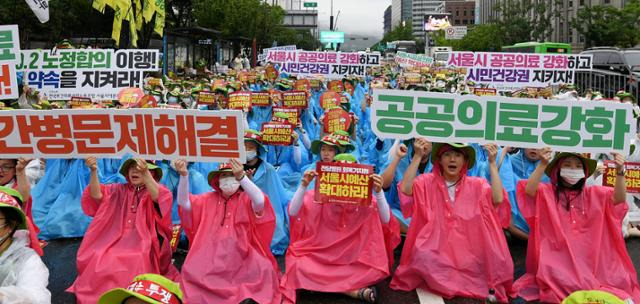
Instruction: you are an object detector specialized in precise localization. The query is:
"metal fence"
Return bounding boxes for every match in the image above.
[574,70,640,100]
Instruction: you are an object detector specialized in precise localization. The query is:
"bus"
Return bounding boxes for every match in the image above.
[502,42,572,54]
[384,40,417,59]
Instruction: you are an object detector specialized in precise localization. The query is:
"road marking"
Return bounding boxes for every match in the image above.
[417,288,445,304]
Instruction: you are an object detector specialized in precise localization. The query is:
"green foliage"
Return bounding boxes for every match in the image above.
[572,0,640,48]
[434,24,504,52]
[380,22,414,44]
[493,0,560,45]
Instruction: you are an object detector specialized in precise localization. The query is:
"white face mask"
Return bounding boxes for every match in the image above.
[219,177,240,195]
[560,168,585,185]
[246,151,258,162]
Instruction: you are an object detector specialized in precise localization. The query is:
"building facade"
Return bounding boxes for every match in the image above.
[412,0,446,38]
[384,5,393,34]
[445,0,476,26]
[392,0,414,28]
[477,0,627,51]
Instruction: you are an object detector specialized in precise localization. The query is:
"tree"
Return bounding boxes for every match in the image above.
[380,22,414,44]
[493,0,561,45]
[434,24,504,51]
[571,0,640,48]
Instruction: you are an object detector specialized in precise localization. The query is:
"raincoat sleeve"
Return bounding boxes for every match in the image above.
[80,183,116,217]
[0,254,51,304]
[599,186,629,223]
[515,179,537,222]
[397,180,415,219]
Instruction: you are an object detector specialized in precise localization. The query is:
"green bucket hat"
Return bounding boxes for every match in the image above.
[311,134,344,155]
[616,90,636,103]
[333,153,358,163]
[98,273,183,304]
[207,163,233,185]
[119,159,163,181]
[431,142,476,169]
[561,290,625,304]
[332,130,355,152]
[244,129,267,154]
[0,187,27,230]
[544,152,597,179]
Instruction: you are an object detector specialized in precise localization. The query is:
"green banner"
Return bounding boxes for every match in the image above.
[371,89,636,153]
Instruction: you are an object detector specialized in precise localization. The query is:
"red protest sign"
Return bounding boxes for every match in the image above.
[139,95,158,108]
[266,65,278,81]
[270,90,283,106]
[603,161,640,193]
[69,97,92,109]
[309,79,322,90]
[272,107,299,125]
[282,91,308,109]
[294,79,311,91]
[320,91,341,110]
[228,91,252,110]
[328,80,344,93]
[344,81,355,96]
[251,91,271,107]
[198,92,216,105]
[261,122,294,146]
[473,88,497,96]
[323,107,351,134]
[314,161,373,206]
[169,224,182,252]
[118,87,144,107]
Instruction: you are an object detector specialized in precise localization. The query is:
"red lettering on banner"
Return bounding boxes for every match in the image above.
[196,116,240,158]
[154,114,177,155]
[17,114,74,154]
[0,116,32,153]
[72,114,116,154]
[175,114,197,157]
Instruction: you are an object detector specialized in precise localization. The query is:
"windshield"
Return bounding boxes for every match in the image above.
[624,52,640,71]
[434,52,449,61]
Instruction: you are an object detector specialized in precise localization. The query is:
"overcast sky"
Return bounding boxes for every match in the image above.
[314,0,392,39]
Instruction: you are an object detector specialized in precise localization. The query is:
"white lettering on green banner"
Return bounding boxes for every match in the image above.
[371,89,636,154]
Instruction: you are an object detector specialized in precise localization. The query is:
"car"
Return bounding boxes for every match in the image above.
[578,47,640,98]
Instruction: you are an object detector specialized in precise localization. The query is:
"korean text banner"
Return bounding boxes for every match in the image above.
[266,50,381,79]
[447,52,593,91]
[0,25,20,100]
[0,109,246,162]
[314,162,373,206]
[16,49,159,100]
[602,161,640,193]
[371,90,636,154]
[395,52,434,68]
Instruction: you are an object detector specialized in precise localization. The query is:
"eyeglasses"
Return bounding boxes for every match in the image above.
[0,165,15,173]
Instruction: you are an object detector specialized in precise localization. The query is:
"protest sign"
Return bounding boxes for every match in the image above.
[603,161,640,193]
[69,97,92,108]
[323,107,352,134]
[0,25,20,100]
[447,52,593,91]
[371,89,636,154]
[473,88,497,96]
[258,45,296,63]
[251,91,271,106]
[395,52,434,68]
[197,92,216,105]
[270,90,283,106]
[117,87,144,108]
[227,91,252,110]
[329,80,344,93]
[294,79,310,91]
[320,91,340,110]
[169,225,182,252]
[265,65,278,81]
[261,122,294,146]
[267,50,381,79]
[0,109,246,162]
[344,81,355,96]
[314,162,373,206]
[309,79,322,89]
[282,91,308,109]
[17,49,159,100]
[272,107,299,125]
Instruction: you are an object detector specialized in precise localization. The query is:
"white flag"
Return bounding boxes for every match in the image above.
[25,0,49,23]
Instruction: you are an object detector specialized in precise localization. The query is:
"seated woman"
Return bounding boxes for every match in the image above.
[281,153,400,303]
[68,157,179,304]
[515,149,640,303]
[390,141,514,302]
[176,159,282,304]
[0,188,50,304]
[98,273,182,304]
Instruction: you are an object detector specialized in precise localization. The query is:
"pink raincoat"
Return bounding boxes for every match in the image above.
[179,174,282,304]
[280,190,401,303]
[390,164,515,302]
[67,183,179,304]
[514,177,640,303]
[12,182,42,256]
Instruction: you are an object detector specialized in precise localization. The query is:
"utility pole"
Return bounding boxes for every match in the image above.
[330,0,334,50]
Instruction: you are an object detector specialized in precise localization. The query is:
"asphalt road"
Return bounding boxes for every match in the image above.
[42,237,640,304]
